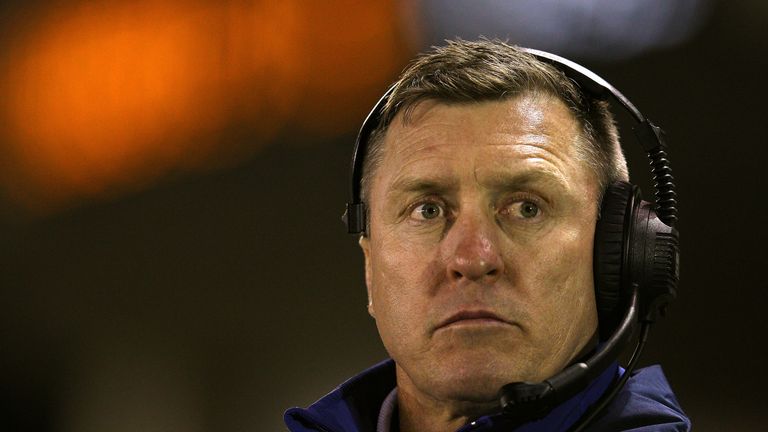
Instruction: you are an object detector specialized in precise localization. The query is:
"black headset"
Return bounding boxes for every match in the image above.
[343,47,679,431]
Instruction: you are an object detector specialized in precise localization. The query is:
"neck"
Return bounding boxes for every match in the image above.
[395,367,498,432]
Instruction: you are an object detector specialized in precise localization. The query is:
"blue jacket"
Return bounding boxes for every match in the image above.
[285,359,690,432]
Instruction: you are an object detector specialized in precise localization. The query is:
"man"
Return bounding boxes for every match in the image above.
[285,39,690,432]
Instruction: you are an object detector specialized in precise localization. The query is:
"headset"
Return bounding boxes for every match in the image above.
[343,47,679,431]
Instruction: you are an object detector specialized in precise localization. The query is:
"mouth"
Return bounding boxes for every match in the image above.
[436,310,512,330]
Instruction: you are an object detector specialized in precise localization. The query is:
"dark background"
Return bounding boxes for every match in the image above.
[1,1,766,431]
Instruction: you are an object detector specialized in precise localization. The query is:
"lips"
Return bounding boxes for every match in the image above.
[437,310,510,329]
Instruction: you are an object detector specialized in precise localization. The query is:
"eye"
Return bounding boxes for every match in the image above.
[519,201,540,218]
[501,199,542,220]
[411,202,444,220]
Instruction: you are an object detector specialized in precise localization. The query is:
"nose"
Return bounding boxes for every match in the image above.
[444,212,504,285]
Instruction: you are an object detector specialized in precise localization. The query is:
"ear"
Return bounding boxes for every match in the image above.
[359,235,375,318]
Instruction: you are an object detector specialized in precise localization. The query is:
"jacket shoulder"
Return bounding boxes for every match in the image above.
[587,365,690,431]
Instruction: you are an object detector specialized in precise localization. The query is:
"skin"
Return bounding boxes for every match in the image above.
[359,93,601,432]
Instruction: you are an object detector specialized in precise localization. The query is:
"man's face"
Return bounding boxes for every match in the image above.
[359,94,600,405]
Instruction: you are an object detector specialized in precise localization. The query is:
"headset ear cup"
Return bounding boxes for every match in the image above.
[594,181,636,340]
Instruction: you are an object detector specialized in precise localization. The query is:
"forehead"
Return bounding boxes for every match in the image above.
[372,94,592,197]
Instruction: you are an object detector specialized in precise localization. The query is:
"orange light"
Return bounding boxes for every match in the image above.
[0,0,415,213]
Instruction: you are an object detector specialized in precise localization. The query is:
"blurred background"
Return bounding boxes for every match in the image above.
[0,0,765,430]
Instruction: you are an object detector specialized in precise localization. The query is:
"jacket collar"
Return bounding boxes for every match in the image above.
[285,359,396,432]
[285,359,618,432]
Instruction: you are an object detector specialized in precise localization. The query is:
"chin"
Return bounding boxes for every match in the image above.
[440,374,506,404]
[423,350,522,404]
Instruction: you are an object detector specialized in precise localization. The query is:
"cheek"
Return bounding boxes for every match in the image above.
[368,237,443,354]
[371,234,441,300]
[549,208,595,268]
[545,226,594,285]
[521,222,596,324]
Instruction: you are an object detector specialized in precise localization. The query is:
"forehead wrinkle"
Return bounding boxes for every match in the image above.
[478,164,571,196]
[382,123,467,200]
[387,105,464,151]
[469,136,575,192]
[509,142,570,171]
[377,96,586,202]
[511,131,594,193]
[386,145,457,191]
[386,137,575,201]
[493,93,583,166]
[387,143,462,193]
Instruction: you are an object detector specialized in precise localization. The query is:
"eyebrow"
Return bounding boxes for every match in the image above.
[482,170,570,194]
[387,175,459,198]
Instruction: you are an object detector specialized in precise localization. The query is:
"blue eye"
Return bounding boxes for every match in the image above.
[413,202,443,220]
